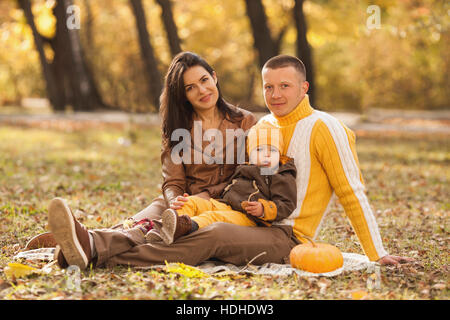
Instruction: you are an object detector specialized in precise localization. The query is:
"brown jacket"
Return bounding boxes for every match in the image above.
[219,158,297,226]
[161,106,257,205]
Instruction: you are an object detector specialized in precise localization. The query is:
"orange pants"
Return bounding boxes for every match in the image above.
[176,196,256,229]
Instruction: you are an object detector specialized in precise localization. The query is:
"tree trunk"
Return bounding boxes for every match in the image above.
[293,0,315,106]
[129,0,163,109]
[17,0,64,110]
[82,0,94,49]
[19,0,108,111]
[55,0,106,111]
[244,0,278,69]
[155,0,182,56]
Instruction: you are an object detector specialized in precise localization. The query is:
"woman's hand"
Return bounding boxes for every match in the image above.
[245,201,264,217]
[377,254,415,265]
[169,193,190,210]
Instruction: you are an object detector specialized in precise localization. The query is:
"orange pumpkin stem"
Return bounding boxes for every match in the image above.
[302,235,316,248]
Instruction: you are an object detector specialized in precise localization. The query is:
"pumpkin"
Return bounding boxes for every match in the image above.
[290,237,344,273]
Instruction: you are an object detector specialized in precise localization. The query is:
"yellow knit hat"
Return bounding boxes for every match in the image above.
[247,122,284,155]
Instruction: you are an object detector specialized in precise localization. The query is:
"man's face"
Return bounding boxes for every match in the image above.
[262,66,309,117]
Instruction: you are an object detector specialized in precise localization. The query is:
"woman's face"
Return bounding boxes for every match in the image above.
[183,65,219,112]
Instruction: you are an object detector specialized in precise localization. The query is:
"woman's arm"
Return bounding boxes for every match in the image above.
[161,139,186,205]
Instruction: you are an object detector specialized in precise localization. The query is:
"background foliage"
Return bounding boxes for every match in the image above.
[0,0,448,112]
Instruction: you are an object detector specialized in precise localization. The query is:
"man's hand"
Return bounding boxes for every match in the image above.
[244,201,264,217]
[377,254,415,265]
[169,193,190,210]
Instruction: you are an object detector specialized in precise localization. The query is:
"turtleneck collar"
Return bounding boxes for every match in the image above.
[273,94,314,126]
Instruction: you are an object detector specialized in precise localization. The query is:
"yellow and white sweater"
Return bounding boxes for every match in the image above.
[259,95,388,261]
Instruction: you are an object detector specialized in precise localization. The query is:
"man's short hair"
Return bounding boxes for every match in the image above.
[263,55,307,81]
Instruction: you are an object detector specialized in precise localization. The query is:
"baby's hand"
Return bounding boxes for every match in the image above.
[243,201,264,217]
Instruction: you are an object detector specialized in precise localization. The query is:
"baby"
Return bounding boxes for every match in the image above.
[150,122,297,245]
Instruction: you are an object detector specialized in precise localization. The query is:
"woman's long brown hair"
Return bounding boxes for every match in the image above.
[159,52,243,149]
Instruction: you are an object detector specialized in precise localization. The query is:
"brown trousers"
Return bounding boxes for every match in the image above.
[90,196,299,268]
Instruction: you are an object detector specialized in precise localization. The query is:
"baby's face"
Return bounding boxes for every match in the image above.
[249,144,280,169]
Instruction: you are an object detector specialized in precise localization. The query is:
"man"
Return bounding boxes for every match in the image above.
[47,55,412,269]
[257,55,413,265]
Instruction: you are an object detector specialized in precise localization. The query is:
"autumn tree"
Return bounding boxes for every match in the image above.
[18,0,62,110]
[244,0,287,69]
[18,0,109,111]
[293,0,315,105]
[129,0,163,109]
[155,0,182,57]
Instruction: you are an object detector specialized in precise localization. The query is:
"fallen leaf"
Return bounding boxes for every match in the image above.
[4,262,38,279]
[165,261,209,278]
[351,290,368,300]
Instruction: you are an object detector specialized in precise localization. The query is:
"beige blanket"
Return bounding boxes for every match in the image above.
[14,248,376,277]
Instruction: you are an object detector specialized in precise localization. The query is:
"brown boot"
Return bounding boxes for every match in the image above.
[54,245,69,269]
[48,198,92,269]
[145,228,163,243]
[160,209,192,245]
[25,232,57,250]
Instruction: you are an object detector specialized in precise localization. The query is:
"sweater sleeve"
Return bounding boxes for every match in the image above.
[313,118,388,261]
[161,139,186,205]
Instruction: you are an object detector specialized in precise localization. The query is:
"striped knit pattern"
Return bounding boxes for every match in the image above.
[259,95,387,261]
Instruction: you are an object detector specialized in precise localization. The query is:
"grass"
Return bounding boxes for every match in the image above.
[0,123,448,300]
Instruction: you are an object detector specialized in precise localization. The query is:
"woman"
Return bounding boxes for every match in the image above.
[30,52,271,269]
[129,51,256,224]
[40,52,299,270]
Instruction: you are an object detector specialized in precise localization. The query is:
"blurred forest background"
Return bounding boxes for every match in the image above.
[0,0,448,113]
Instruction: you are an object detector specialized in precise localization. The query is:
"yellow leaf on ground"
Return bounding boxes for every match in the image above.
[351,290,368,300]
[4,262,37,279]
[165,261,209,278]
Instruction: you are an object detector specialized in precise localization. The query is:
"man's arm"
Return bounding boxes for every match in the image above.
[313,117,389,261]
